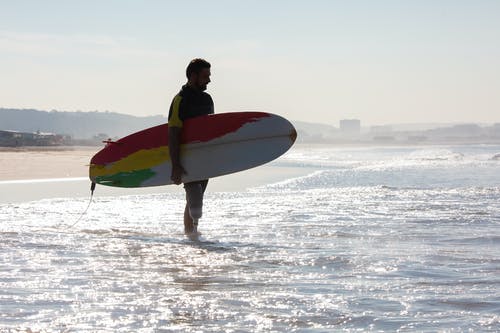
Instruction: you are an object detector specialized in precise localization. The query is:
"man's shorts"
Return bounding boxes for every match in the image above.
[184,179,209,211]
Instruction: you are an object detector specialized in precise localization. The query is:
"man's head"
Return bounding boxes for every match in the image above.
[186,58,211,91]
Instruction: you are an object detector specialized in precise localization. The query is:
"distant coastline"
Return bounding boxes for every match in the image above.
[0,145,99,152]
[0,108,165,145]
[1,107,500,147]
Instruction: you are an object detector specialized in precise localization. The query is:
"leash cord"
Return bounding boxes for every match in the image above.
[68,182,96,229]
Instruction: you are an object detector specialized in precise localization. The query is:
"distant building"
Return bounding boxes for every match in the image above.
[490,123,500,136]
[339,119,361,136]
[0,130,68,147]
[370,125,392,134]
[450,124,482,136]
[373,135,395,142]
[408,135,428,143]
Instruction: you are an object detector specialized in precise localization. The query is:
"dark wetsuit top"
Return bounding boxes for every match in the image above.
[168,84,214,188]
[168,84,214,127]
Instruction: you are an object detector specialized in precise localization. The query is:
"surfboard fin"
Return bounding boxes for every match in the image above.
[102,139,122,145]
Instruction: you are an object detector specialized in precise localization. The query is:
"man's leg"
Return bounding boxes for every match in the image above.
[184,203,194,233]
[183,180,208,234]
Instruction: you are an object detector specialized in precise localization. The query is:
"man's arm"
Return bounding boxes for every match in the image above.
[168,126,186,185]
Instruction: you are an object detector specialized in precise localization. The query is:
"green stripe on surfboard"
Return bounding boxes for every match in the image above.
[95,168,156,188]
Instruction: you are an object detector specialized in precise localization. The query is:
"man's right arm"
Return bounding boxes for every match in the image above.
[168,94,185,184]
[168,126,185,185]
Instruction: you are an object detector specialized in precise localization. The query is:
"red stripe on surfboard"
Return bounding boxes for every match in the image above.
[91,112,270,165]
[181,112,269,144]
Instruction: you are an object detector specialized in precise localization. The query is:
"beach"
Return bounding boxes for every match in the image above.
[0,146,313,203]
[0,146,95,181]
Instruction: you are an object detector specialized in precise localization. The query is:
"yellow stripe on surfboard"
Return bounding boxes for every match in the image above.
[90,146,170,178]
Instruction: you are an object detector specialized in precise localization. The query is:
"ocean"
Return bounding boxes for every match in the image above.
[1,144,499,332]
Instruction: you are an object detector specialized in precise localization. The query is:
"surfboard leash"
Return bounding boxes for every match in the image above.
[67,181,96,229]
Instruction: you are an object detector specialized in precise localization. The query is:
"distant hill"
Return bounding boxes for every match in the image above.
[2,108,499,145]
[0,108,166,139]
[0,108,337,142]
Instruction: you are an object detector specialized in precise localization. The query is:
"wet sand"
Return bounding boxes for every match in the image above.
[0,146,96,181]
[0,146,311,203]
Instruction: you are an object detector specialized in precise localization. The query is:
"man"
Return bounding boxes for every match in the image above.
[168,58,214,235]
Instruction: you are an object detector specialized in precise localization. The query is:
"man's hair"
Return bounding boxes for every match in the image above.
[186,58,211,79]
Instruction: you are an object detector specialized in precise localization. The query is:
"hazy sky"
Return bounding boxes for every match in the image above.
[1,0,499,126]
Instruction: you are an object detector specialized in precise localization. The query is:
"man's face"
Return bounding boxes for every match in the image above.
[194,68,211,91]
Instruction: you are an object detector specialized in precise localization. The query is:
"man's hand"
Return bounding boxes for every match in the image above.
[171,164,186,185]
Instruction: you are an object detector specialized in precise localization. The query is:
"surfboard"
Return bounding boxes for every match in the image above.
[89,112,297,188]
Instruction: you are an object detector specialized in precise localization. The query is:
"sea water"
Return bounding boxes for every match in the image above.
[1,144,499,332]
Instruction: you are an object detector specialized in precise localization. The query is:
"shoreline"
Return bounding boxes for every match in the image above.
[0,147,97,181]
[0,165,314,204]
[0,145,99,152]
[0,146,315,203]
